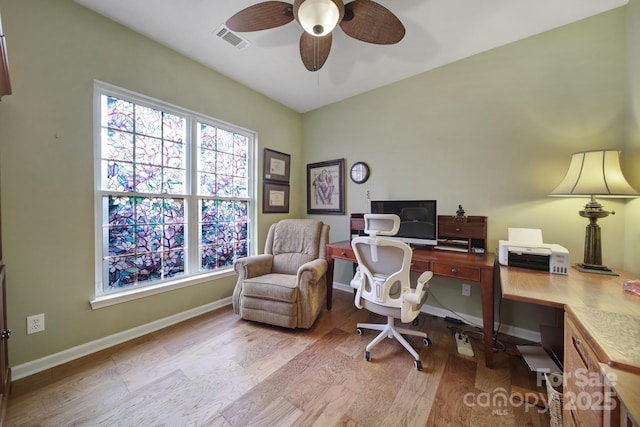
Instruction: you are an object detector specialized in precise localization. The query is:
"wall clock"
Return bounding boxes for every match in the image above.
[350,162,370,184]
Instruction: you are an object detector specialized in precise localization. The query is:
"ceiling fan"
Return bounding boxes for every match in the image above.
[225,0,405,71]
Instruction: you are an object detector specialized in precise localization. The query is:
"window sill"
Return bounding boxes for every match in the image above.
[90,268,236,309]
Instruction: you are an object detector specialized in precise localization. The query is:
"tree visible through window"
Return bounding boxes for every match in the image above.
[96,84,252,296]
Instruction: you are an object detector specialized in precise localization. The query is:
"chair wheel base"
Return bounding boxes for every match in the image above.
[423,337,432,346]
[356,328,363,335]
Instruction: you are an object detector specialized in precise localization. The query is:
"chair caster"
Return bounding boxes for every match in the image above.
[356,328,363,335]
[414,360,423,371]
[412,318,419,326]
[423,337,432,346]
[365,351,371,361]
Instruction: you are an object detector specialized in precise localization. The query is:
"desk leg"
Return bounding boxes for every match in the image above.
[481,267,494,368]
[326,254,334,310]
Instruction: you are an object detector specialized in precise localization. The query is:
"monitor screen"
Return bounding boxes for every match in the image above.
[370,200,437,246]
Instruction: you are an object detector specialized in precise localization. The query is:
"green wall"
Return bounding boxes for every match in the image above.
[301,7,633,331]
[0,0,302,367]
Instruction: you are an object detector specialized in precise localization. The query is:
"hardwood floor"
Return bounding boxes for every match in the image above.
[5,289,551,426]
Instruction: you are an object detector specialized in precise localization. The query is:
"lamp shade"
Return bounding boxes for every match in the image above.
[296,0,342,36]
[549,150,638,198]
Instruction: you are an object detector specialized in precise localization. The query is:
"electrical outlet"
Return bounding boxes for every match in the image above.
[462,283,471,297]
[27,313,45,334]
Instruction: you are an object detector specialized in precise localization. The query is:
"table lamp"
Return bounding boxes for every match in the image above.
[549,149,638,275]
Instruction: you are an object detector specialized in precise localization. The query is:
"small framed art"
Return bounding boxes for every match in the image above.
[263,148,291,183]
[306,158,345,215]
[263,182,290,213]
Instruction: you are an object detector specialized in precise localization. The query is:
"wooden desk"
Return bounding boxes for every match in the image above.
[325,240,496,367]
[500,266,640,426]
[500,266,639,316]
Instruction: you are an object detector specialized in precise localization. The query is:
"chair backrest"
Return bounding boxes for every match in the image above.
[265,219,329,275]
[351,214,413,310]
[364,213,400,238]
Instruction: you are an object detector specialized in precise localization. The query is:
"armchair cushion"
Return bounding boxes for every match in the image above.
[269,219,323,275]
[242,273,298,303]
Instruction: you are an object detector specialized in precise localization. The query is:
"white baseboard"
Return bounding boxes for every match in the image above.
[13,284,542,381]
[332,283,541,343]
[11,297,232,381]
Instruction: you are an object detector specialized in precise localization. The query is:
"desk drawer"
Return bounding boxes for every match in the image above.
[432,262,481,282]
[409,259,430,273]
[439,222,485,239]
[329,246,356,261]
[564,317,604,427]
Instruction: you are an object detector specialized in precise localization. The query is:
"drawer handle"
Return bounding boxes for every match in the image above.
[575,338,581,346]
[341,251,347,256]
[451,268,458,274]
[455,228,461,232]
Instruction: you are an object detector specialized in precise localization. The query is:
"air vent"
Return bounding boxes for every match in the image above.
[215,25,250,50]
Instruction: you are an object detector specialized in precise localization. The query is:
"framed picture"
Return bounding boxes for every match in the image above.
[263,148,291,183]
[263,182,290,213]
[307,158,345,215]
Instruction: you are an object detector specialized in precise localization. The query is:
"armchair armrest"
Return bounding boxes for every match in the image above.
[234,254,274,279]
[297,258,328,285]
[404,271,433,305]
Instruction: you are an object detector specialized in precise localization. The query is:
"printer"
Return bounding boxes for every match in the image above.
[498,228,569,275]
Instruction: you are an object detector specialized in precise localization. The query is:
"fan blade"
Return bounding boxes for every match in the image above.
[340,0,405,44]
[226,1,294,32]
[300,32,332,72]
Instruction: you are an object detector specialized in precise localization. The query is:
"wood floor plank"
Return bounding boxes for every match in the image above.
[427,353,477,426]
[290,383,359,426]
[5,289,550,426]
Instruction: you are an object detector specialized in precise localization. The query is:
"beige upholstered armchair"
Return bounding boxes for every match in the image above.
[232,219,330,329]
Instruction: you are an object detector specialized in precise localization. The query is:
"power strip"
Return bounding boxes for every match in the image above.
[455,332,474,357]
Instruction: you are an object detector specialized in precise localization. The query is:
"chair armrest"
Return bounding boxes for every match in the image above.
[234,254,273,279]
[404,271,433,305]
[297,258,328,285]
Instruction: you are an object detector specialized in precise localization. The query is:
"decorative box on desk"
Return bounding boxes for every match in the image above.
[436,215,487,254]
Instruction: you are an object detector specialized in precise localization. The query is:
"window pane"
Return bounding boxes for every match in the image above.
[100,94,187,195]
[102,129,133,162]
[199,199,249,271]
[135,104,162,138]
[102,96,134,132]
[164,141,185,168]
[163,112,186,142]
[103,195,186,292]
[135,135,163,166]
[135,164,163,193]
[197,122,249,198]
[102,160,134,192]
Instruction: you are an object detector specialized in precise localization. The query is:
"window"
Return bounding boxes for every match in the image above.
[94,82,254,299]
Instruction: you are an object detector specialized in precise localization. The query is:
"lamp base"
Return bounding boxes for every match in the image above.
[573,263,619,276]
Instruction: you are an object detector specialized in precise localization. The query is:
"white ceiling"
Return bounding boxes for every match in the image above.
[74,0,627,113]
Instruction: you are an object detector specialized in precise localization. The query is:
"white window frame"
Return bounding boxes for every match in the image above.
[90,81,257,309]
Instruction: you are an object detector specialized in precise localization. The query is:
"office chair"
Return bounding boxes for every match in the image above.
[350,214,433,370]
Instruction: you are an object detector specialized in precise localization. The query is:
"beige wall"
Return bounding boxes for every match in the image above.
[301,7,631,330]
[0,0,302,366]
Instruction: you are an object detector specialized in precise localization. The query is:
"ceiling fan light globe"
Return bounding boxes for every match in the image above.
[298,0,340,37]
